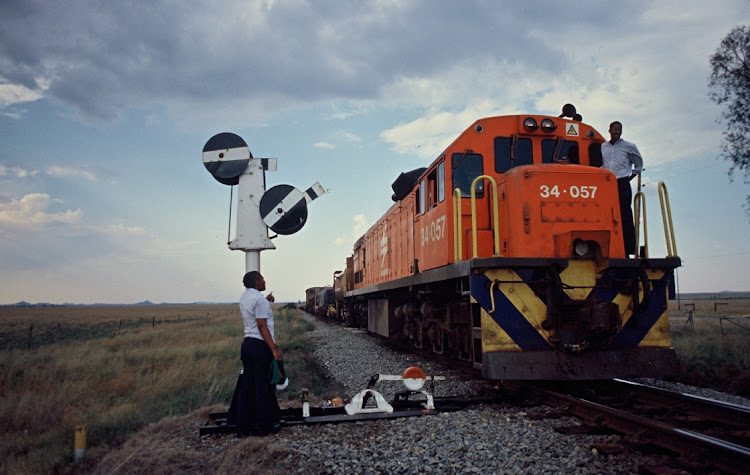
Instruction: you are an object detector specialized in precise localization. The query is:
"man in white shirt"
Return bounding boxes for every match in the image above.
[236,271,282,437]
[601,121,643,257]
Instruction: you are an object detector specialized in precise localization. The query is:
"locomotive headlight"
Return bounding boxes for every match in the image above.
[523,117,539,131]
[540,118,557,132]
[573,239,589,257]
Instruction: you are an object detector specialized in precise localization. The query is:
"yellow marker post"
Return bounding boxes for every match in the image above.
[74,424,87,462]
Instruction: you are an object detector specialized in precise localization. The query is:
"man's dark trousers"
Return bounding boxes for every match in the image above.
[237,337,280,436]
[617,177,636,256]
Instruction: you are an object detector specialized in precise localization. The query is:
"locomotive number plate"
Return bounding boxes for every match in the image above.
[420,215,446,247]
[539,185,598,199]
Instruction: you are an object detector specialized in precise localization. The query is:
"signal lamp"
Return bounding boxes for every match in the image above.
[573,239,590,257]
[523,117,539,131]
[541,118,557,132]
[402,366,426,390]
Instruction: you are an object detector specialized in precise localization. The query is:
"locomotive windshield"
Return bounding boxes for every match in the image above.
[494,136,533,173]
[451,152,484,197]
[542,139,579,164]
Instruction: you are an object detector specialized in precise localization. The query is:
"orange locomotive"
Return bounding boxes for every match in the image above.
[330,107,681,380]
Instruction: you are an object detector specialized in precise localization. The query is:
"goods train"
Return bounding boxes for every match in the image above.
[303,286,335,316]
[309,106,681,380]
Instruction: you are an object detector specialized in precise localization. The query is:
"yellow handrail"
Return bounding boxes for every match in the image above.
[470,175,501,258]
[489,280,498,313]
[633,191,649,258]
[633,182,679,258]
[453,188,463,263]
[658,181,678,257]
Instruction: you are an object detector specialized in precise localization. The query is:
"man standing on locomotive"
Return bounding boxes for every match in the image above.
[601,121,643,257]
[236,270,282,437]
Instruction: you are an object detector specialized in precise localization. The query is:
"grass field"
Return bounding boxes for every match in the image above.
[667,298,750,395]
[1,299,748,473]
[0,303,328,474]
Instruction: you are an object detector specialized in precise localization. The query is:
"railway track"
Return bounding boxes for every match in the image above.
[317,315,750,472]
[527,379,750,474]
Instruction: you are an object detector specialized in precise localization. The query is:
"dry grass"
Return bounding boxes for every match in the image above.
[0,304,319,474]
[668,298,750,396]
[77,406,294,475]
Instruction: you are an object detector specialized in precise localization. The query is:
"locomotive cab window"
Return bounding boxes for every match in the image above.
[452,152,484,198]
[427,172,437,210]
[542,139,579,164]
[437,161,445,203]
[422,161,445,211]
[494,136,533,173]
[419,179,426,214]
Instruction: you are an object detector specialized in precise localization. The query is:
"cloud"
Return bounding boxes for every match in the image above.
[381,107,486,160]
[0,0,615,127]
[47,165,98,182]
[0,82,44,108]
[314,130,361,150]
[0,193,82,228]
[0,164,40,178]
[338,131,361,143]
[0,193,200,276]
[334,213,370,246]
[101,223,147,236]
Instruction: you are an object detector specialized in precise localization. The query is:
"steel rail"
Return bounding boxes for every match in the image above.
[611,378,750,431]
[541,389,750,474]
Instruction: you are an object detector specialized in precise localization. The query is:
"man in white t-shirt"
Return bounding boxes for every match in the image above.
[236,271,282,437]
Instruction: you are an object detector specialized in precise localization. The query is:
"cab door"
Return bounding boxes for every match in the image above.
[414,161,448,271]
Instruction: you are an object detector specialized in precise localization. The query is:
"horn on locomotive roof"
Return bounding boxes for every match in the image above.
[559,103,577,118]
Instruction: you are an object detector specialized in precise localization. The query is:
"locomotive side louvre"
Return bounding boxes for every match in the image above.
[334,111,681,380]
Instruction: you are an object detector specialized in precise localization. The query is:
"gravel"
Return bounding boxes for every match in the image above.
[267,315,704,474]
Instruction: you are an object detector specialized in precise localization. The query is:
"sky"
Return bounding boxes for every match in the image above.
[1,0,749,305]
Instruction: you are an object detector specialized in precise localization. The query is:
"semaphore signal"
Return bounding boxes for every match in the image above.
[203,132,326,273]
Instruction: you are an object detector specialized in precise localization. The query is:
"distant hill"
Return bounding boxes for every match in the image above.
[0,301,236,308]
[6,301,63,308]
[3,291,748,308]
[676,291,750,300]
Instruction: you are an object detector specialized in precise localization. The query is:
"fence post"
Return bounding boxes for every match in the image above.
[685,310,694,330]
[74,424,87,462]
[27,324,33,350]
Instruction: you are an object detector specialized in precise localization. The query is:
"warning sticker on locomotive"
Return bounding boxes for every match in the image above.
[566,123,579,136]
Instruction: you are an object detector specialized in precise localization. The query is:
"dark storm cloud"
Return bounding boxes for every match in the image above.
[0,0,631,122]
